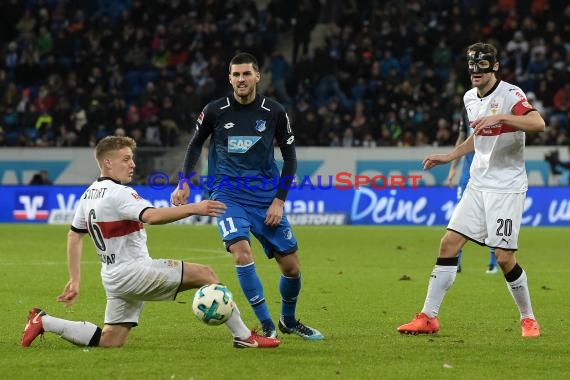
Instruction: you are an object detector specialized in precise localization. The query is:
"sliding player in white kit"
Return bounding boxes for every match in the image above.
[397,42,545,338]
[21,136,280,349]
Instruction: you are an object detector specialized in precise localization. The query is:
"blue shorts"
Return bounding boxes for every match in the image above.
[216,202,298,258]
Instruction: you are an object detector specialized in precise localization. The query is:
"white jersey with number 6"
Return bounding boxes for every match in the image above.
[464,80,535,193]
[71,177,154,293]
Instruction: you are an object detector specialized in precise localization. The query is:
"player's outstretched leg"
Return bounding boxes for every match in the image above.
[21,308,102,347]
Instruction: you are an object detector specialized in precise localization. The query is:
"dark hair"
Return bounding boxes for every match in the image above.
[229,52,259,73]
[466,42,498,58]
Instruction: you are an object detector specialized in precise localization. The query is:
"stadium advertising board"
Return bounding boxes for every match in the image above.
[2,185,569,226]
[1,147,566,186]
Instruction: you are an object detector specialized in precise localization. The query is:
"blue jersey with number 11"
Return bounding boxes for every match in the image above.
[183,94,296,207]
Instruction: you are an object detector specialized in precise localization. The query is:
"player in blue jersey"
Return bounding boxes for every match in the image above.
[171,52,324,340]
[447,109,498,274]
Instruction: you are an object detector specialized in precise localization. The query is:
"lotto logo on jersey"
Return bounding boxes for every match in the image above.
[228,136,261,153]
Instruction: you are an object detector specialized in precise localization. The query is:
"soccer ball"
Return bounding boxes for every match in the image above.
[192,284,235,325]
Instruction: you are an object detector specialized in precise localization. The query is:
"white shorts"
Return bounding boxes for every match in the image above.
[447,186,524,250]
[104,259,183,325]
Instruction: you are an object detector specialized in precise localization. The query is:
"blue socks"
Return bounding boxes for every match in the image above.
[236,263,273,328]
[235,264,303,329]
[280,273,301,327]
[489,248,497,267]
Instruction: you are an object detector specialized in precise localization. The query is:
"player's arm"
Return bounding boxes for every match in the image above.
[447,128,465,187]
[266,109,297,226]
[471,97,546,134]
[423,134,474,170]
[171,107,215,205]
[140,200,227,225]
[447,108,470,186]
[57,229,86,307]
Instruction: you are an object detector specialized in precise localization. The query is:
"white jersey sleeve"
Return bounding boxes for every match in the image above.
[115,186,154,221]
[71,192,88,232]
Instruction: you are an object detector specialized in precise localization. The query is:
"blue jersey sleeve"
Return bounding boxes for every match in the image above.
[275,109,297,201]
[182,105,215,177]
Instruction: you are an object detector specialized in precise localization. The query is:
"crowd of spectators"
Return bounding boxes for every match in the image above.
[282,0,570,147]
[1,0,569,149]
[0,0,287,147]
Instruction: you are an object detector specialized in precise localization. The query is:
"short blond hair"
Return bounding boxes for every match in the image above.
[95,136,137,164]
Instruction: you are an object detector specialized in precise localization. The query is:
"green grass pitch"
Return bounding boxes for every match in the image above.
[1,224,569,379]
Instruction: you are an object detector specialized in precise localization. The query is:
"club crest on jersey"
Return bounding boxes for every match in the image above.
[228,136,261,153]
[131,192,142,200]
[255,119,267,132]
[164,259,180,268]
[490,100,499,115]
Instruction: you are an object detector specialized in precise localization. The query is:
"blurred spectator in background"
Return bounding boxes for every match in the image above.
[291,0,320,65]
[29,169,52,185]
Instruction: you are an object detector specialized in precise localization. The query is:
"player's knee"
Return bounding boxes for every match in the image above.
[439,236,457,257]
[98,332,127,348]
[439,231,464,257]
[276,252,300,276]
[494,251,514,267]
[232,250,254,265]
[228,241,253,264]
[201,265,219,284]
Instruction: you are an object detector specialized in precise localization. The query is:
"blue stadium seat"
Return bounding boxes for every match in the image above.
[124,71,143,87]
[25,128,39,140]
[141,70,160,85]
[5,131,20,146]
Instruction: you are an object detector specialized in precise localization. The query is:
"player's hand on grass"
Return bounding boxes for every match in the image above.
[265,198,284,226]
[57,280,79,307]
[423,154,451,170]
[192,200,227,217]
[171,181,190,205]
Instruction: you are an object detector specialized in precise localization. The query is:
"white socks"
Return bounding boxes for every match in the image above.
[42,315,100,346]
[506,269,535,319]
[421,265,458,318]
[224,304,251,339]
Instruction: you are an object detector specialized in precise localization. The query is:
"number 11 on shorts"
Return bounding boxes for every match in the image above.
[219,217,238,238]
